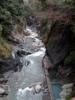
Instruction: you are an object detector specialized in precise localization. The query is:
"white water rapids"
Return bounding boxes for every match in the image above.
[5,27,49,100]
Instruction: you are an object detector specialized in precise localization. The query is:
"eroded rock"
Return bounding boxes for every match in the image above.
[0,88,5,94]
[46,21,72,65]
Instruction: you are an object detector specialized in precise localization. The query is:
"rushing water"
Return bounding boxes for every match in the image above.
[4,26,63,100]
[5,27,49,100]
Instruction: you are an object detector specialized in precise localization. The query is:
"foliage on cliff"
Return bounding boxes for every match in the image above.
[66,85,75,100]
[64,51,75,65]
[0,0,32,59]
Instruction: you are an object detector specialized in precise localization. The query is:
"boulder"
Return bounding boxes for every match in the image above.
[16,50,31,57]
[0,87,5,95]
[43,56,54,69]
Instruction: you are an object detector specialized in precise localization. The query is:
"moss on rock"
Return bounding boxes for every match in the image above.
[0,39,11,59]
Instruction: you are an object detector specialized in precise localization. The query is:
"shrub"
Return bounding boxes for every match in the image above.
[64,51,75,65]
[0,39,11,59]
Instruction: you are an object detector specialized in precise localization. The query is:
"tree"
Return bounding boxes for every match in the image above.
[38,0,48,10]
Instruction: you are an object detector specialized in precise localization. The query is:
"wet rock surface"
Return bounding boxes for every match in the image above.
[16,50,31,57]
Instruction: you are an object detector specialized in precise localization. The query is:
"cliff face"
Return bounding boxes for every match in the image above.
[46,21,72,65]
[35,5,73,66]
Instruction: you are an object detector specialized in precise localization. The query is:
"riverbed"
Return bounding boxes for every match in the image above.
[4,27,50,100]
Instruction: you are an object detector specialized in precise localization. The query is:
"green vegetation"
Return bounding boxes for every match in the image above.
[64,51,75,65]
[34,0,48,11]
[66,88,75,100]
[0,0,33,59]
[0,0,22,58]
[38,0,48,10]
[66,95,72,100]
[0,40,11,59]
[0,24,11,59]
[44,0,75,6]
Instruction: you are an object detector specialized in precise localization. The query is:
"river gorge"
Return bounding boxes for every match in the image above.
[0,1,75,100]
[3,26,50,100]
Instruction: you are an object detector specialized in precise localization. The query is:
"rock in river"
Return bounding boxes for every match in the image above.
[0,87,5,95]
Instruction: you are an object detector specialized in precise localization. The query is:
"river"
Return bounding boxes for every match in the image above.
[5,26,50,100]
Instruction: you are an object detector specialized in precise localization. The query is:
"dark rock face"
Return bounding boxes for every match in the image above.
[0,58,21,74]
[46,21,72,65]
[17,50,31,57]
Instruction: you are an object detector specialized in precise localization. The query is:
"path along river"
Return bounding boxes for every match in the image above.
[5,26,50,100]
